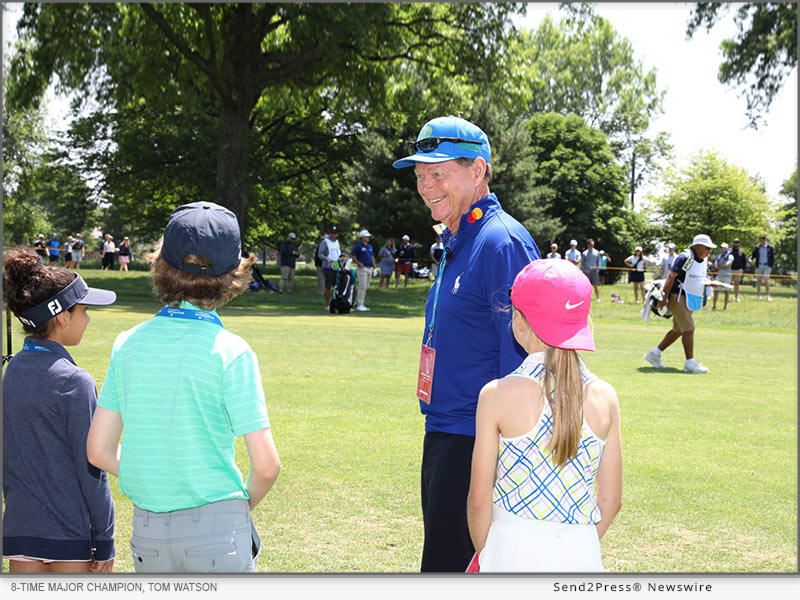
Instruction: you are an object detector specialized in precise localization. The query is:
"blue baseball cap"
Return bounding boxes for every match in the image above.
[161,202,242,276]
[392,115,491,168]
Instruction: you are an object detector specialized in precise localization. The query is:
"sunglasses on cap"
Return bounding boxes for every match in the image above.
[409,137,483,154]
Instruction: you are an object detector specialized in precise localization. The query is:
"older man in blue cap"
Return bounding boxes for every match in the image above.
[393,115,541,572]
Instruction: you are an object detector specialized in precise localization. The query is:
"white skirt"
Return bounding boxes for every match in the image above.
[479,505,603,572]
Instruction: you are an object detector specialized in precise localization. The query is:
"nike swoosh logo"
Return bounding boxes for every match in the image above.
[565,300,585,310]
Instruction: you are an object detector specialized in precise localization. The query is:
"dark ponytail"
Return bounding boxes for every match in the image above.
[3,249,76,337]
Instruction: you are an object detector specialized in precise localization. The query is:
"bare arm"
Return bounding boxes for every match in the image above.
[594,392,622,540]
[467,382,501,554]
[658,270,678,308]
[86,406,123,477]
[244,428,281,510]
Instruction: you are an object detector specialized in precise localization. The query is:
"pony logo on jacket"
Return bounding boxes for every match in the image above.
[452,273,462,295]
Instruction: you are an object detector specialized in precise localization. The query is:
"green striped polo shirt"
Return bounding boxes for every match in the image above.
[98,301,270,513]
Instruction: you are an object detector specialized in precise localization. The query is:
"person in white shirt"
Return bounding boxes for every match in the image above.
[317,226,342,311]
[624,246,652,304]
[658,243,677,279]
[546,243,561,259]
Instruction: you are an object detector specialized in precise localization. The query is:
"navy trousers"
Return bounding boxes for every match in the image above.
[420,431,476,572]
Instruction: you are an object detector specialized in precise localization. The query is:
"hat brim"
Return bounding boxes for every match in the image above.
[534,319,596,352]
[393,153,458,168]
[80,287,117,306]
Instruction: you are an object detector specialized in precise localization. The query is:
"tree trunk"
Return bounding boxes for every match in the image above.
[215,101,251,236]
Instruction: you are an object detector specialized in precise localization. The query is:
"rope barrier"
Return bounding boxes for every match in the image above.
[582,265,796,280]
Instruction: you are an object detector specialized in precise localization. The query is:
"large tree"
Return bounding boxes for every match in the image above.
[7,2,522,242]
[773,168,797,273]
[524,111,639,283]
[508,5,673,208]
[687,3,797,128]
[648,150,772,250]
[2,47,52,246]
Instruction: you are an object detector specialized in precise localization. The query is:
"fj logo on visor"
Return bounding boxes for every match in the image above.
[47,299,63,316]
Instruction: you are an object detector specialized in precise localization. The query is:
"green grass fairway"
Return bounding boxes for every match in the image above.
[3,267,796,572]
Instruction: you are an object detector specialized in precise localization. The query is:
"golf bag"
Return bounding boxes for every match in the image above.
[252,265,277,292]
[330,268,356,314]
[410,265,431,279]
[642,279,672,322]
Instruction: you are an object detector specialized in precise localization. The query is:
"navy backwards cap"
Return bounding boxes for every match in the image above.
[392,115,491,169]
[161,202,242,276]
[18,273,116,328]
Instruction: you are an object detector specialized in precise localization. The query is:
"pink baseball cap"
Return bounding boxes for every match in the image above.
[510,259,595,351]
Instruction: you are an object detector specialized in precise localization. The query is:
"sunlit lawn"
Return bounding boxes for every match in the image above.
[2,267,796,572]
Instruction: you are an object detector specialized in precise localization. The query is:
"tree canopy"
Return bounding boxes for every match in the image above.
[648,150,772,251]
[507,5,672,208]
[687,3,797,128]
[4,3,693,265]
[8,2,522,245]
[773,168,797,272]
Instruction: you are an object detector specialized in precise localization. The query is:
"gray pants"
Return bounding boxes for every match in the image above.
[131,499,261,573]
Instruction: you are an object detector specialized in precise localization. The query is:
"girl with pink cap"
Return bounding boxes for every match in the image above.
[467,259,622,572]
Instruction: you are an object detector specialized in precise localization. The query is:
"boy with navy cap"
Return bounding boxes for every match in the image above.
[87,202,280,572]
[394,116,541,571]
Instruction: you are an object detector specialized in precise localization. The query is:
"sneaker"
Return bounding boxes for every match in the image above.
[757,295,762,300]
[711,306,716,311]
[324,305,330,311]
[356,305,370,311]
[684,359,708,374]
[644,349,666,369]
[767,296,773,301]
[735,297,741,302]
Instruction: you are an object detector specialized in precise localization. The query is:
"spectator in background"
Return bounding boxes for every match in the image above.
[101,234,116,271]
[749,235,774,301]
[430,236,444,278]
[598,250,610,285]
[378,239,396,289]
[624,246,651,304]
[47,233,60,264]
[313,238,325,296]
[658,243,677,279]
[580,238,601,302]
[729,238,747,302]
[565,240,580,266]
[350,229,376,311]
[72,233,85,269]
[317,226,342,311]
[546,243,561,259]
[395,235,415,289]
[712,242,733,311]
[279,232,300,294]
[64,236,74,269]
[34,234,47,265]
[117,237,133,272]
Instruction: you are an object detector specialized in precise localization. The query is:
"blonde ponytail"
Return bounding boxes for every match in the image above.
[543,346,583,469]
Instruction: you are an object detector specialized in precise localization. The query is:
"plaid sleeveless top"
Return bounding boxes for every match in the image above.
[492,352,606,524]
